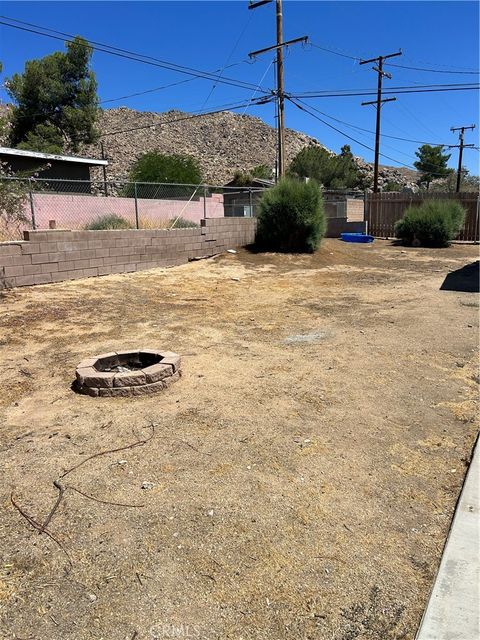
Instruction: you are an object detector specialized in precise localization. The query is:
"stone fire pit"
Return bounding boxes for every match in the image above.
[75,349,181,397]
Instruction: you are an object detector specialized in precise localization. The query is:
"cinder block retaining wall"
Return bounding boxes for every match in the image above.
[0,218,256,288]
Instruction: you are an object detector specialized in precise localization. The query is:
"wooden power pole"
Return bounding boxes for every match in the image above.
[248,0,307,179]
[450,124,476,192]
[360,50,402,193]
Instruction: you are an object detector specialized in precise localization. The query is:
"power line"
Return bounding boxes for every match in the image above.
[287,96,455,177]
[296,99,458,147]
[0,16,273,95]
[384,62,479,75]
[309,41,479,75]
[197,11,254,111]
[101,60,247,105]
[309,42,360,61]
[291,82,480,98]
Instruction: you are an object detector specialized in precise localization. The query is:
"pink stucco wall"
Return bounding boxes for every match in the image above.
[26,192,225,229]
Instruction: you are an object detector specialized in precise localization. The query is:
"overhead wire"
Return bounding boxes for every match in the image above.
[100,97,274,138]
[294,99,458,146]
[0,16,273,95]
[384,62,479,75]
[290,83,480,98]
[169,58,275,228]
[286,96,457,176]
[309,41,479,74]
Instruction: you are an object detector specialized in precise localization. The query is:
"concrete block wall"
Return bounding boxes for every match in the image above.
[0,218,257,288]
[345,198,365,222]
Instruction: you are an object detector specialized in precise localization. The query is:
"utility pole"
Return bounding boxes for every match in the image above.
[360,50,402,193]
[450,124,475,192]
[248,0,307,179]
[276,0,285,179]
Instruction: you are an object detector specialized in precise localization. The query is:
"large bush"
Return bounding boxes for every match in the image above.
[255,178,326,253]
[394,200,466,247]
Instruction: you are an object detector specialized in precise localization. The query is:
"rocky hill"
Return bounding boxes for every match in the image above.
[2,103,419,188]
[81,107,323,185]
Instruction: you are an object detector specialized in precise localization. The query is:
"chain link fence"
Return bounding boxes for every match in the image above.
[0,177,267,241]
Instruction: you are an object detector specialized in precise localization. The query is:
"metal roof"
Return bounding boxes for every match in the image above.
[0,146,108,166]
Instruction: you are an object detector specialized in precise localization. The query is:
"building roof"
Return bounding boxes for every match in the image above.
[224,177,274,188]
[0,146,108,166]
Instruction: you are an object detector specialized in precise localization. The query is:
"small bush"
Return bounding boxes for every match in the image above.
[85,214,133,230]
[255,178,326,253]
[394,200,466,247]
[169,217,199,229]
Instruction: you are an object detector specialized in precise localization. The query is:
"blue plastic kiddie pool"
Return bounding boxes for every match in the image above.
[340,233,374,243]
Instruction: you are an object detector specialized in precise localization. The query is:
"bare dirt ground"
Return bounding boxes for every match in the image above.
[0,239,478,640]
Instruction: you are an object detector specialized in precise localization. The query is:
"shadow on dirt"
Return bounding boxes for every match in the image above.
[440,261,479,293]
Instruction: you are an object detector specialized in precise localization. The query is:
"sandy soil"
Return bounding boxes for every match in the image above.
[0,239,478,640]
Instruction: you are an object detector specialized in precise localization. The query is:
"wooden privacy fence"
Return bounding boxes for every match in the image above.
[366,192,479,242]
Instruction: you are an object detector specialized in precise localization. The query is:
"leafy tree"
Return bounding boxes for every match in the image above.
[414,144,452,190]
[230,164,273,186]
[126,152,203,198]
[128,152,202,184]
[288,144,362,189]
[6,36,99,153]
[255,177,326,253]
[384,181,402,192]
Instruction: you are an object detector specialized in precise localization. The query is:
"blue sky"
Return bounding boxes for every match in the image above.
[1,1,479,173]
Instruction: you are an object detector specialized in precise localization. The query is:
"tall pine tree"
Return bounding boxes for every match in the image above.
[414,144,452,190]
[6,36,99,153]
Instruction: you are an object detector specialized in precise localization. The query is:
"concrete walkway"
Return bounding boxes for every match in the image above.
[416,436,479,640]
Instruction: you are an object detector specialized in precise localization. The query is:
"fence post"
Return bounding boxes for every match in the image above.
[28,179,36,230]
[476,195,480,243]
[363,190,368,234]
[249,188,253,217]
[100,142,108,196]
[134,182,139,229]
[203,185,207,219]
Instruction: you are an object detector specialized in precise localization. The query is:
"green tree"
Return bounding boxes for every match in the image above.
[288,144,362,189]
[414,144,452,190]
[128,152,202,184]
[384,181,402,192]
[126,151,203,199]
[230,164,273,186]
[430,167,480,193]
[6,36,99,153]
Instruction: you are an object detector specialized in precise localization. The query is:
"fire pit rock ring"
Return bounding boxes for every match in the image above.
[74,349,181,397]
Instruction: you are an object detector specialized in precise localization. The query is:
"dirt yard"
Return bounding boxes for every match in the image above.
[0,239,478,640]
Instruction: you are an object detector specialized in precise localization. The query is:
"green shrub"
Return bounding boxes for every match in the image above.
[394,200,466,247]
[169,217,199,228]
[85,214,133,230]
[255,178,326,253]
